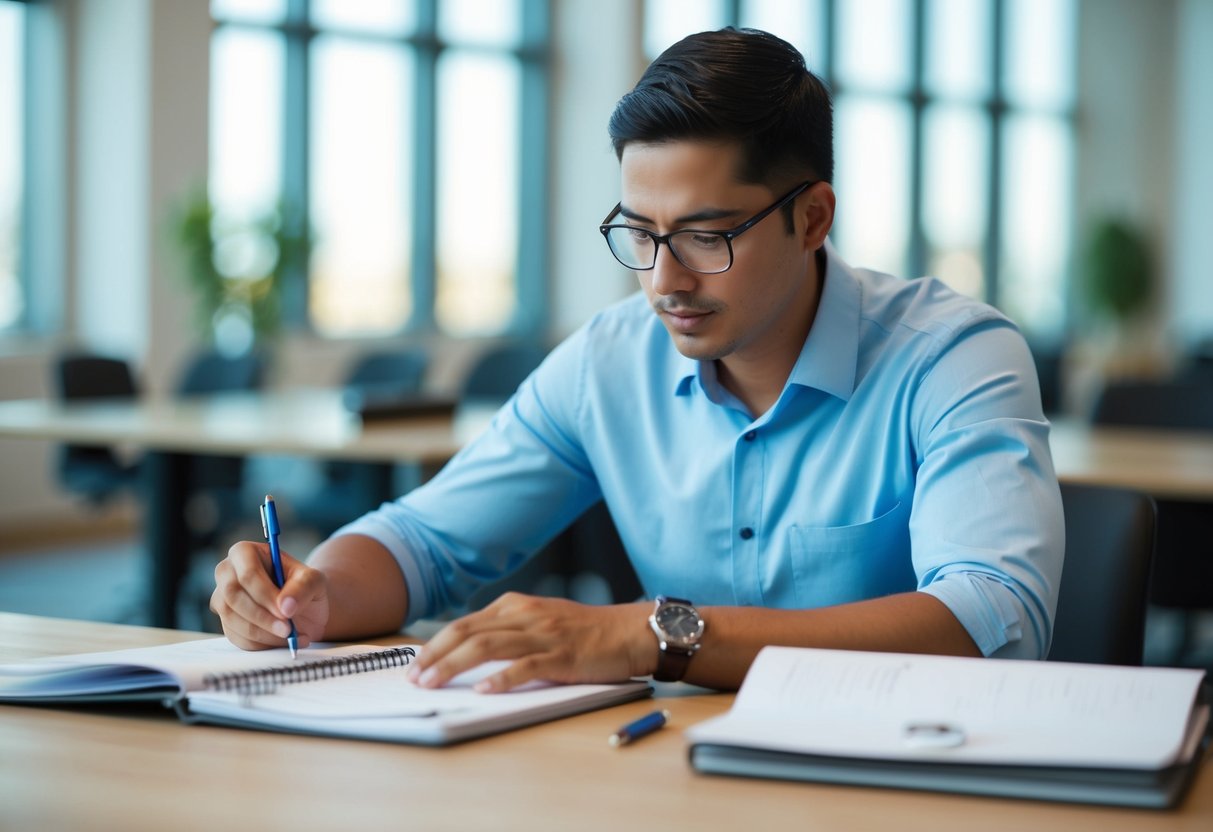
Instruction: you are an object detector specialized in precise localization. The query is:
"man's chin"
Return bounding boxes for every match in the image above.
[665,328,728,362]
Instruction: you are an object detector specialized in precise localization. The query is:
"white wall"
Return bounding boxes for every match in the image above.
[1170,0,1213,344]
[549,0,645,336]
[1074,0,1176,344]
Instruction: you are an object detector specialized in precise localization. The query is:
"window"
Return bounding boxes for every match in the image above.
[0,0,24,333]
[643,0,1077,341]
[209,0,549,339]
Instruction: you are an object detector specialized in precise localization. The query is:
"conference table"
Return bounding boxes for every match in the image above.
[0,389,489,627]
[1,613,1209,831]
[3,389,1213,627]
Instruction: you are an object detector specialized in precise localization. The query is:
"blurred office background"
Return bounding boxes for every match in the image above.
[0,0,1211,651]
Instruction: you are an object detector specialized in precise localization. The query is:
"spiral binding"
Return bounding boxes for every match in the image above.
[202,645,417,697]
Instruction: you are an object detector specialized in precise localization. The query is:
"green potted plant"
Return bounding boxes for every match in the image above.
[1081,218,1154,325]
[170,190,309,356]
[1066,217,1159,412]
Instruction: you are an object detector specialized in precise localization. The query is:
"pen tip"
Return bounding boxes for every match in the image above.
[288,638,298,660]
[264,493,275,503]
[608,734,622,747]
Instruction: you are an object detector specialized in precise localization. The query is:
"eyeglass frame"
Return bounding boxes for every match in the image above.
[598,180,816,274]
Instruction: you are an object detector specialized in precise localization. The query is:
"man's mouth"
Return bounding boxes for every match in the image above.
[661,307,713,333]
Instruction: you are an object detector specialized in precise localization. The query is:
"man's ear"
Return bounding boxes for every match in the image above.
[800,181,835,251]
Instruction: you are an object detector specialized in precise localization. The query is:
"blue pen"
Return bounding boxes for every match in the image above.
[260,494,298,659]
[608,709,670,747]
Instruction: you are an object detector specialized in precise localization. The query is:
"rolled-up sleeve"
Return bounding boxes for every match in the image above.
[334,333,602,623]
[910,319,1064,659]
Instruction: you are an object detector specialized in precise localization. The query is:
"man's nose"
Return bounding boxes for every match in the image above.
[649,242,699,296]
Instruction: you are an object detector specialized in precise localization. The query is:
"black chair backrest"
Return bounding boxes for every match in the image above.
[176,350,265,396]
[1048,482,1155,665]
[56,354,137,401]
[344,348,428,398]
[461,343,549,402]
[52,353,140,504]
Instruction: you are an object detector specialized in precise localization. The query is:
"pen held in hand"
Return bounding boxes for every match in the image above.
[609,708,670,747]
[260,494,299,659]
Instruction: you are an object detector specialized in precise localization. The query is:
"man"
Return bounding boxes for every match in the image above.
[211,28,1063,693]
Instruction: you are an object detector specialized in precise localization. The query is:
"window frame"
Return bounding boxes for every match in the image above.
[211,0,551,339]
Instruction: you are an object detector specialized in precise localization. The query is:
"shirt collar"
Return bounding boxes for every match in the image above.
[788,239,860,402]
[670,239,861,403]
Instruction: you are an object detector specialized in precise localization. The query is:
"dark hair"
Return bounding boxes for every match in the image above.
[608,28,833,191]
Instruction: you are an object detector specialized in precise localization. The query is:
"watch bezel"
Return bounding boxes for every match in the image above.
[649,597,705,653]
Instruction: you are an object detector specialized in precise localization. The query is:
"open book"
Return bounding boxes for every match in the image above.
[687,646,1210,809]
[0,637,651,745]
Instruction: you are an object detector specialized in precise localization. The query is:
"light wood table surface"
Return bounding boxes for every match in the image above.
[1050,418,1213,501]
[1,613,1210,832]
[0,390,489,627]
[0,388,483,463]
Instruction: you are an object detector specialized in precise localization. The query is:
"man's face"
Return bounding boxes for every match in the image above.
[618,141,824,367]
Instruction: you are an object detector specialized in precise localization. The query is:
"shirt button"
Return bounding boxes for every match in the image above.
[739,527,755,540]
[743,430,757,441]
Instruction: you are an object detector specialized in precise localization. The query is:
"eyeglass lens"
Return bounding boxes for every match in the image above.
[604,228,731,273]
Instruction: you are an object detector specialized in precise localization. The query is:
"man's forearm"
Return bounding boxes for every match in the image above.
[307,533,410,640]
[684,592,981,690]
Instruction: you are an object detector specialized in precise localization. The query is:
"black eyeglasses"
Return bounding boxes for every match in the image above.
[598,181,814,274]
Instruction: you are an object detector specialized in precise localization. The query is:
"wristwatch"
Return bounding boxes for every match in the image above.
[648,595,705,682]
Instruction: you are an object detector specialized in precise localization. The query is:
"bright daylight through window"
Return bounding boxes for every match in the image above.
[209,0,538,339]
[644,0,1076,343]
[0,0,23,332]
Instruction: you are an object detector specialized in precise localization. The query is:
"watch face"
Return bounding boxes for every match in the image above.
[655,603,703,644]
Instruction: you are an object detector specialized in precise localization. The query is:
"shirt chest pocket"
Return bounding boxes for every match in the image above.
[787,501,916,608]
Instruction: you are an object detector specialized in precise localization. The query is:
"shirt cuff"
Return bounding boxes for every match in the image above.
[919,573,1042,659]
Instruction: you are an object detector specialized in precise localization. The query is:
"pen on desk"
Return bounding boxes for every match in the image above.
[260,494,298,659]
[609,709,670,747]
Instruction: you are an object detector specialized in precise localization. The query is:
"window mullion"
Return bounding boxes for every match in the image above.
[280,0,311,328]
[985,0,1006,310]
[409,0,439,332]
[512,0,550,335]
[908,0,927,280]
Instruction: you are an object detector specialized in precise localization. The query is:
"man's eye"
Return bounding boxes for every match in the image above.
[626,228,652,242]
[687,234,725,249]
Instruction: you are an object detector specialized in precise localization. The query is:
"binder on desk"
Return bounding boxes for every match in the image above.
[341,388,458,423]
[686,646,1209,809]
[0,638,652,746]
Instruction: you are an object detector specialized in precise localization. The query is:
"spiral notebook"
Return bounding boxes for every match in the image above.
[0,637,652,745]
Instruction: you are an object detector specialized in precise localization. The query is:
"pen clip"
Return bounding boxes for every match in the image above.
[259,502,269,540]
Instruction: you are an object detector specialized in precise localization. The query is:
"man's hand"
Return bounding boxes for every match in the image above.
[406,593,654,692]
[210,540,331,651]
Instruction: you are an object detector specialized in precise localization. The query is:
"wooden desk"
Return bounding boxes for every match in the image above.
[1050,418,1213,501]
[0,388,478,462]
[0,390,487,626]
[1,614,1209,831]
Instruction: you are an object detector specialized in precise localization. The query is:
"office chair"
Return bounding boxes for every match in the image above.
[460,341,550,402]
[174,349,267,548]
[1027,340,1065,416]
[52,352,141,505]
[292,348,431,538]
[1090,378,1213,665]
[176,350,265,397]
[1048,481,1156,665]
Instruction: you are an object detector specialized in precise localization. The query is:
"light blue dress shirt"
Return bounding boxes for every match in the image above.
[338,242,1063,659]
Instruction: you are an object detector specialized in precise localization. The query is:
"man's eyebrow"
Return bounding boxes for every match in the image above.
[618,205,744,225]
